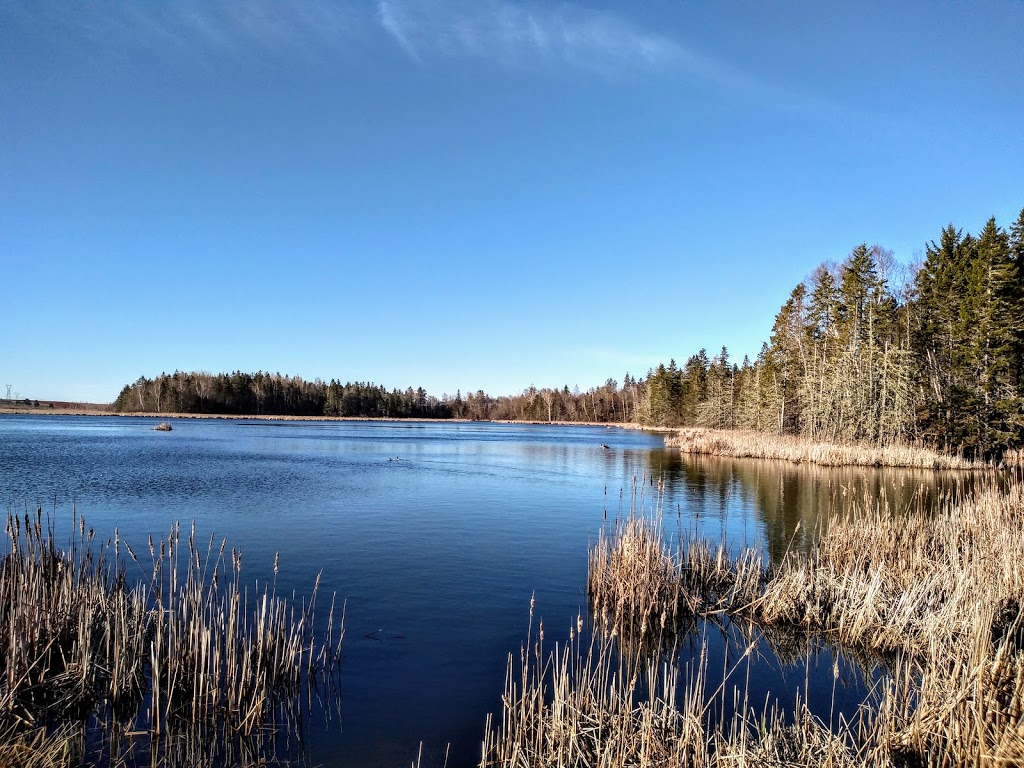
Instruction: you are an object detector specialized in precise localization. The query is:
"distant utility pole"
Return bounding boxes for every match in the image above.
[4,384,10,401]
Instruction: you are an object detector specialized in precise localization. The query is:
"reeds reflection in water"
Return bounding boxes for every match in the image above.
[481,474,1024,767]
[0,508,343,767]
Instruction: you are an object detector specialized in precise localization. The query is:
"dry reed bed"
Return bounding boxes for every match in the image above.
[668,427,990,470]
[485,479,1024,766]
[480,609,873,768]
[756,483,1024,658]
[588,514,762,649]
[756,480,1024,765]
[485,527,868,767]
[0,724,80,768]
[0,722,305,768]
[1005,447,1024,469]
[0,509,342,764]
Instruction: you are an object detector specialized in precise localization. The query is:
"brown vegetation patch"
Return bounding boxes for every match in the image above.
[479,612,874,768]
[0,511,342,764]
[484,477,1024,766]
[588,513,763,650]
[668,427,989,470]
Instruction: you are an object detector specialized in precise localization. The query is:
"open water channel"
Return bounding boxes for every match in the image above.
[0,415,959,767]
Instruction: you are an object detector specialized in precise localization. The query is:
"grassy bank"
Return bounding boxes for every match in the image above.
[667,427,993,470]
[0,510,343,767]
[0,401,112,416]
[480,593,873,768]
[755,479,1024,765]
[587,512,762,650]
[481,477,1024,767]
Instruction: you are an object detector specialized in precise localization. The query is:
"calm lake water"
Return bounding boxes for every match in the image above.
[0,415,955,767]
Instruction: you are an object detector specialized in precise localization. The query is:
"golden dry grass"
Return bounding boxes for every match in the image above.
[588,513,763,650]
[0,510,342,764]
[736,478,1024,764]
[755,482,1024,657]
[0,724,81,768]
[485,477,1024,767]
[1004,448,1024,469]
[668,427,988,470]
[752,478,1024,764]
[479,610,875,768]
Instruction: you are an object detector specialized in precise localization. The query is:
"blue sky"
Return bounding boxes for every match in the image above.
[2,0,1022,403]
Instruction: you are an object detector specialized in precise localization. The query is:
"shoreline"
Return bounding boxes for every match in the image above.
[667,426,1002,470]
[0,406,653,431]
[5,407,1015,469]
[559,477,1024,766]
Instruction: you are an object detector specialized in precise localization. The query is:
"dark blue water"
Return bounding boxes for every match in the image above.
[0,415,931,766]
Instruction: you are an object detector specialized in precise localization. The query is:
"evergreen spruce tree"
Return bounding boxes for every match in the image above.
[767,284,808,434]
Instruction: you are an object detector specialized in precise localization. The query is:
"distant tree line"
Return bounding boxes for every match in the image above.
[114,208,1023,459]
[113,371,632,423]
[114,372,452,418]
[446,378,637,423]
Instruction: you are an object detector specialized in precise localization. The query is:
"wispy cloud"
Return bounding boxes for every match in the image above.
[377,0,422,63]
[6,0,363,61]
[375,0,683,74]
[369,0,850,117]
[6,0,847,117]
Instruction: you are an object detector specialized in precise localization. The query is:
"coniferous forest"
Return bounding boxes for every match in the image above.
[114,209,1024,460]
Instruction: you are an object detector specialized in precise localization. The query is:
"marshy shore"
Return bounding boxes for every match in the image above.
[480,476,1024,767]
[0,511,343,767]
[667,426,1007,470]
[5,406,1009,470]
[0,404,649,430]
